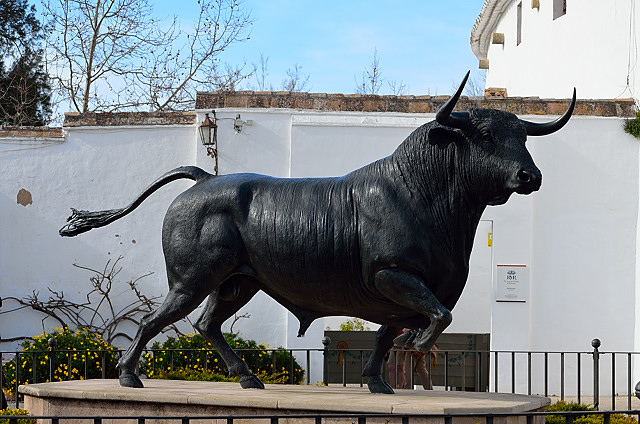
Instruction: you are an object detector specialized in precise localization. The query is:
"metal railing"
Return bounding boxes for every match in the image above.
[323,339,640,410]
[2,338,639,410]
[3,409,640,424]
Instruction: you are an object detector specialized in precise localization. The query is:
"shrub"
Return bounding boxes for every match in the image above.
[545,401,638,424]
[153,368,237,382]
[140,333,304,384]
[153,368,291,384]
[3,327,119,394]
[0,408,35,424]
[545,401,594,424]
[624,111,640,138]
[339,318,370,331]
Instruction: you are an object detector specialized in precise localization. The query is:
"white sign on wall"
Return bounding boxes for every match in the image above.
[496,265,529,302]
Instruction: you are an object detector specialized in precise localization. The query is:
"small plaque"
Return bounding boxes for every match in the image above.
[496,265,528,302]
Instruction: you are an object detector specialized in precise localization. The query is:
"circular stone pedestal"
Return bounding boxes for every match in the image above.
[21,379,550,424]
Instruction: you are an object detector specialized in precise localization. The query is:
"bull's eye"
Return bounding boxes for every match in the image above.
[481,131,493,143]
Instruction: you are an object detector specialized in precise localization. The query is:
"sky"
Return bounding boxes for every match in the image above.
[158,0,487,96]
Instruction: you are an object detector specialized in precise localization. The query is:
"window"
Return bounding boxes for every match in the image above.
[517,2,522,45]
[553,0,566,19]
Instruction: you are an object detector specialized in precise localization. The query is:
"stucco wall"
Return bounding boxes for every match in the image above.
[0,120,198,348]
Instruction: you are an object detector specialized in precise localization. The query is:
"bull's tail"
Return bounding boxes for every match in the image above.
[59,166,212,237]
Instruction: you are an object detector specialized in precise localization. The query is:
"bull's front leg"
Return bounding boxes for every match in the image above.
[375,269,452,353]
[362,325,400,394]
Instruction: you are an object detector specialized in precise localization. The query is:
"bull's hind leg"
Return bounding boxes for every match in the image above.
[118,287,210,388]
[195,277,264,389]
[375,269,452,353]
[362,325,401,394]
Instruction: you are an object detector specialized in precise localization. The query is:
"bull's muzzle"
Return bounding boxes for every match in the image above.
[513,168,542,194]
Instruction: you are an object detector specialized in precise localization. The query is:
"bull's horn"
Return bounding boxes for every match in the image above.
[520,88,576,136]
[436,70,471,130]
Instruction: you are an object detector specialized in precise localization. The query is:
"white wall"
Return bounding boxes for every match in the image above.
[0,125,197,349]
[1,107,637,393]
[483,1,636,100]
[487,116,639,395]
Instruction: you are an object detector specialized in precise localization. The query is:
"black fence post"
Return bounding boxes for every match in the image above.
[12,353,19,409]
[592,338,600,410]
[1,360,7,410]
[322,336,331,386]
[48,337,57,383]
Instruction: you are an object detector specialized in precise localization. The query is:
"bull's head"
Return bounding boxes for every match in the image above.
[431,71,575,205]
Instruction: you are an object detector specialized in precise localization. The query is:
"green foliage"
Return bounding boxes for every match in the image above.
[545,401,638,424]
[140,333,304,384]
[153,368,237,382]
[624,112,640,138]
[0,0,51,125]
[546,401,595,412]
[0,0,41,53]
[339,318,370,331]
[154,368,292,384]
[545,401,594,424]
[0,408,34,424]
[2,327,118,395]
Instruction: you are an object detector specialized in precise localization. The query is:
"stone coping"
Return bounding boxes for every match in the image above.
[63,111,197,127]
[0,126,63,138]
[20,379,550,415]
[196,91,636,117]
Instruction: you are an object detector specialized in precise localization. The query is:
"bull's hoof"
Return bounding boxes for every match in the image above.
[119,372,144,388]
[239,374,265,389]
[367,376,394,394]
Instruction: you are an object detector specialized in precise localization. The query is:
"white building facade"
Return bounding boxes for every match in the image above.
[471,0,640,100]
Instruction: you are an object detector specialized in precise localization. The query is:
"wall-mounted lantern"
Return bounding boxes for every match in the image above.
[199,111,217,147]
[198,111,218,173]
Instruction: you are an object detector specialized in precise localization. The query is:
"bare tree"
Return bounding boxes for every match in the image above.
[355,49,383,95]
[43,0,253,113]
[0,257,192,345]
[388,80,408,96]
[228,312,250,335]
[281,63,310,92]
[454,71,486,97]
[251,53,272,91]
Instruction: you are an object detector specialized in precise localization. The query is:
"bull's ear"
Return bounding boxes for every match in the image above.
[428,127,464,148]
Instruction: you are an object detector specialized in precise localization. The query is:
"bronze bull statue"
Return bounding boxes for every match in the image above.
[60,72,575,393]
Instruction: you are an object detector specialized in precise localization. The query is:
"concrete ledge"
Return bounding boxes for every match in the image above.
[21,379,549,423]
